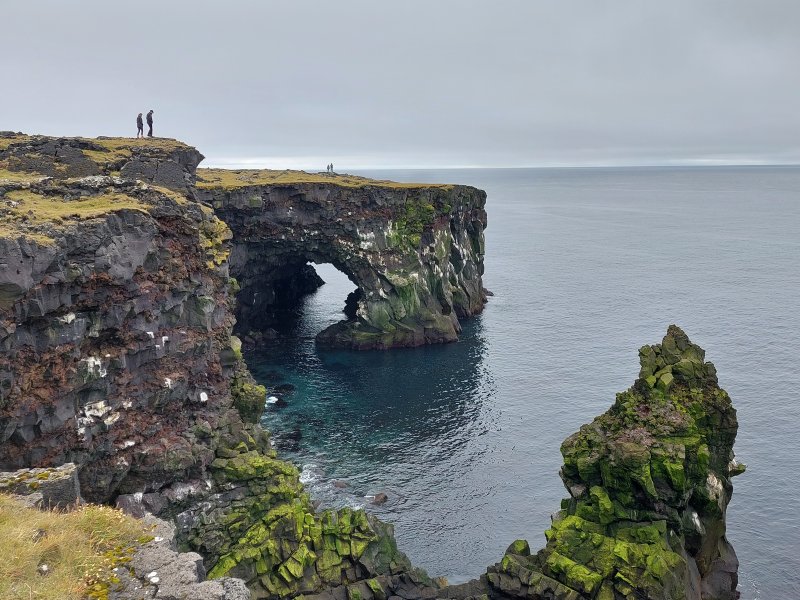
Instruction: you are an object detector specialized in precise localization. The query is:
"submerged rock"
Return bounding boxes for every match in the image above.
[371,493,389,506]
[485,325,744,600]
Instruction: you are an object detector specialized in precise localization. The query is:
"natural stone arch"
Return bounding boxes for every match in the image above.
[198,173,487,349]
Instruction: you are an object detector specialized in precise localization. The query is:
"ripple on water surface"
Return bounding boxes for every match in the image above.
[247,167,800,597]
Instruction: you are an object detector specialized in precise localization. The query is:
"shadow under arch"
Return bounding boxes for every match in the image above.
[230,242,379,340]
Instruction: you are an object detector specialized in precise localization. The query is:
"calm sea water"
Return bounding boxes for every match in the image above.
[245,166,800,598]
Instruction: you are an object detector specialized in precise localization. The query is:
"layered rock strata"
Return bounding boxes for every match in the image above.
[197,169,487,349]
[0,144,242,502]
[0,134,454,599]
[486,326,743,600]
[0,135,744,599]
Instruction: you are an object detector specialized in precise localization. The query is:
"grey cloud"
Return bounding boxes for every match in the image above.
[2,0,799,167]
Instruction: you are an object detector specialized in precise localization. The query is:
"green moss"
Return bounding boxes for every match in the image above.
[545,551,603,595]
[212,451,298,482]
[507,539,531,556]
[231,377,267,423]
[495,327,739,600]
[199,216,232,269]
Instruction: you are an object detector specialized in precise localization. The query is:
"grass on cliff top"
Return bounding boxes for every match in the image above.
[0,134,31,151]
[5,190,149,222]
[0,133,190,166]
[196,167,454,191]
[81,137,191,165]
[0,494,149,600]
[0,167,46,183]
[0,189,152,245]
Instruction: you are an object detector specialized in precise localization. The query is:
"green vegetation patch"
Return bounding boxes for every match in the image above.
[0,168,46,183]
[0,494,149,600]
[80,137,191,168]
[5,189,148,223]
[196,168,453,191]
[0,134,32,151]
[0,189,151,244]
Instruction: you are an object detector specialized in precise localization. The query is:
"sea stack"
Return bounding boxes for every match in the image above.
[487,326,744,600]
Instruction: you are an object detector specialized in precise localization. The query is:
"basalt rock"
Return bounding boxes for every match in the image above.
[197,170,487,349]
[0,135,242,502]
[485,326,743,600]
[0,462,81,508]
[0,132,203,193]
[0,135,466,599]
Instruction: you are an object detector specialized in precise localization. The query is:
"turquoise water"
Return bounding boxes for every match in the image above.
[246,166,800,598]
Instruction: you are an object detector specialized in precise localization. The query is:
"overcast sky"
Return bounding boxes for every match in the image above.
[3,1,799,169]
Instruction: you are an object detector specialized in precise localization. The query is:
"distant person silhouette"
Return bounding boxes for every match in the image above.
[331,163,334,173]
[146,110,154,137]
[136,113,144,138]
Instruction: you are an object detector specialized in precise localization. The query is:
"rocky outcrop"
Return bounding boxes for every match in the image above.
[485,326,743,600]
[197,170,487,349]
[0,461,81,508]
[112,514,251,600]
[0,136,243,502]
[0,132,203,193]
[0,135,465,599]
[114,414,436,600]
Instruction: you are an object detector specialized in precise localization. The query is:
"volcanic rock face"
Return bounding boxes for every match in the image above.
[0,135,745,600]
[487,326,743,600]
[0,132,204,193]
[0,135,242,502]
[197,170,487,349]
[0,135,472,599]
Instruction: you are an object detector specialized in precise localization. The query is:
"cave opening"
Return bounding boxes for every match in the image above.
[232,258,363,343]
[288,263,361,339]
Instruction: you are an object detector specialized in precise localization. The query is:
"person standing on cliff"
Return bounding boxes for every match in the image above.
[146,110,154,137]
[136,113,144,138]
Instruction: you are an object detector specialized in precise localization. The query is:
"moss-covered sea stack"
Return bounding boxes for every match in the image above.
[489,326,744,600]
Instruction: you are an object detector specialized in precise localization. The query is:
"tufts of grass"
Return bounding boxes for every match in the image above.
[0,494,149,600]
[4,190,148,223]
[196,168,453,191]
[0,168,46,183]
[80,137,191,167]
[0,134,32,151]
[0,189,151,244]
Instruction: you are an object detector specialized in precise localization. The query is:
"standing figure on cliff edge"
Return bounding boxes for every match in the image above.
[136,112,144,138]
[146,109,154,137]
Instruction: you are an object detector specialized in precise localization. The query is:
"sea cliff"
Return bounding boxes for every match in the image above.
[196,168,487,349]
[0,134,742,600]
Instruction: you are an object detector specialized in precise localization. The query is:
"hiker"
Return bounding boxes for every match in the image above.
[136,113,144,138]
[146,110,154,137]
[330,162,334,173]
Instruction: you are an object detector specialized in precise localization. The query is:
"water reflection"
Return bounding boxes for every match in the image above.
[245,264,496,510]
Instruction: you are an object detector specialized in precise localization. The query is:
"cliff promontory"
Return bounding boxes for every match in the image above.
[0,133,479,599]
[0,134,742,600]
[196,168,487,349]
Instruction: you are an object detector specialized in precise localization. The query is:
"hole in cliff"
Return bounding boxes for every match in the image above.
[233,261,361,343]
[292,263,360,338]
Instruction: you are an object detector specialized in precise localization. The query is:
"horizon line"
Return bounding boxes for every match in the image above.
[202,159,800,171]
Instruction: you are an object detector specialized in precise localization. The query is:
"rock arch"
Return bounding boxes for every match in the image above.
[198,173,487,349]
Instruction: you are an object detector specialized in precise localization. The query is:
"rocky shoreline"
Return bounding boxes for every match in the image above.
[0,134,743,599]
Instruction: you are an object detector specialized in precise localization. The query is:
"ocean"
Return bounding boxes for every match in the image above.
[244,166,800,598]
